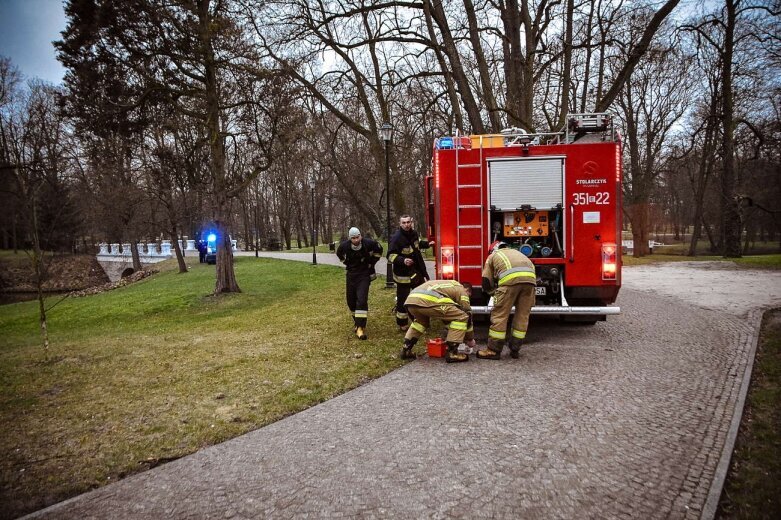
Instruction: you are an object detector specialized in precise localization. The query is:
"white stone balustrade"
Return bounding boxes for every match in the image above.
[96,237,241,277]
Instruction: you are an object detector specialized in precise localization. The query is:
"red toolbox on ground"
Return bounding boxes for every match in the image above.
[427,338,446,358]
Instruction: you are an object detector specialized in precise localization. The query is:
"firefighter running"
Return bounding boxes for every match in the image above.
[387,215,430,331]
[401,280,476,363]
[336,227,383,340]
[478,241,536,360]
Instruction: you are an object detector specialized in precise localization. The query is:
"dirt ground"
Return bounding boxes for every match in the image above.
[0,253,109,304]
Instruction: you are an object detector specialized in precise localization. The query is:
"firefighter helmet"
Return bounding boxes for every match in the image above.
[489,241,508,254]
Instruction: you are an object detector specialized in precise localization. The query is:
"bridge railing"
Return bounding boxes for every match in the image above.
[97,239,238,263]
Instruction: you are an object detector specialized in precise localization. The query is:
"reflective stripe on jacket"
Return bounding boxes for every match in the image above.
[482,248,536,287]
[404,280,471,312]
[388,228,429,284]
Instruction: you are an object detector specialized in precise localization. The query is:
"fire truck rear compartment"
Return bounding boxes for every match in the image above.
[429,114,621,318]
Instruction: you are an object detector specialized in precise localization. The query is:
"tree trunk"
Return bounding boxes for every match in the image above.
[422,1,464,131]
[130,240,142,272]
[214,204,240,293]
[628,202,651,257]
[702,213,718,252]
[296,215,305,249]
[688,140,715,256]
[199,0,240,293]
[241,196,252,253]
[324,194,333,246]
[720,0,741,258]
[463,0,501,131]
[501,0,526,129]
[688,215,702,256]
[580,3,595,113]
[253,201,260,257]
[31,197,50,358]
[556,0,575,130]
[170,225,188,273]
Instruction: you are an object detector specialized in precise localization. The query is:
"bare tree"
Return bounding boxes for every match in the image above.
[142,114,209,273]
[1,81,73,356]
[617,20,692,257]
[680,0,781,257]
[247,0,409,234]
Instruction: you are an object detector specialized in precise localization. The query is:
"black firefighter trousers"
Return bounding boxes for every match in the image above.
[346,270,371,328]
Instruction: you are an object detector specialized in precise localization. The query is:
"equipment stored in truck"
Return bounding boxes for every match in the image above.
[424,113,622,322]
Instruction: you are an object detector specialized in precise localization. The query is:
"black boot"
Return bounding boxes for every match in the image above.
[445,342,468,363]
[509,338,524,359]
[400,338,417,360]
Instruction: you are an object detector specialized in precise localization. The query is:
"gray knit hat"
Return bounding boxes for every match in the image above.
[348,227,361,238]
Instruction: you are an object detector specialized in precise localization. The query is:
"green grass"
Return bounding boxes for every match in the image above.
[731,255,781,269]
[0,257,405,518]
[718,308,781,519]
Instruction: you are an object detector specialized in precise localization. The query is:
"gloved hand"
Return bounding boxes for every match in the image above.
[369,268,377,282]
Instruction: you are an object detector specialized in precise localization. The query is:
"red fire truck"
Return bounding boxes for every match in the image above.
[424,113,622,321]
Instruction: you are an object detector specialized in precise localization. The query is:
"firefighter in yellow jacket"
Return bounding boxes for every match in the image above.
[400,280,476,363]
[477,241,537,360]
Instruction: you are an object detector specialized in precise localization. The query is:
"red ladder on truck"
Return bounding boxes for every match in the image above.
[454,137,485,281]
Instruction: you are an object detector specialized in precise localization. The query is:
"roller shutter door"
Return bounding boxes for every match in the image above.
[488,157,564,210]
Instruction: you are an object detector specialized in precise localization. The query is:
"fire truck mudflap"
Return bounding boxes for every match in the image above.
[425,113,622,319]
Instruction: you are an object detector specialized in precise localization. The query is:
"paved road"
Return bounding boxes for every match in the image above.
[27,258,781,519]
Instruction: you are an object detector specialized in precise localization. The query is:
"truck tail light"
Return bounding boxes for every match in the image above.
[441,246,455,279]
[602,243,617,280]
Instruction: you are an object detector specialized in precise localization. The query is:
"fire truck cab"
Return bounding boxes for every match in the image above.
[425,113,622,321]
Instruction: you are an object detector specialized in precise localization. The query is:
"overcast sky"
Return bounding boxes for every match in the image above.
[0,0,67,84]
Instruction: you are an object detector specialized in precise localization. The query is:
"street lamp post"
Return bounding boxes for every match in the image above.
[380,122,394,289]
[310,178,317,266]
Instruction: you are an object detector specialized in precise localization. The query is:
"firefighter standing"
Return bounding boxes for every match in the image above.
[387,215,430,331]
[477,241,537,360]
[336,227,383,340]
[197,240,207,263]
[401,280,476,363]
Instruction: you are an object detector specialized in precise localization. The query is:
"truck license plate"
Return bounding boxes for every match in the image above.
[535,287,546,296]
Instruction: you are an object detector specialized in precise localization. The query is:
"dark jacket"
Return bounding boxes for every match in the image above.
[336,237,383,274]
[387,228,429,284]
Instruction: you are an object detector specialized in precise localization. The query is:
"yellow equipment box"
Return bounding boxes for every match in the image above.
[470,135,505,148]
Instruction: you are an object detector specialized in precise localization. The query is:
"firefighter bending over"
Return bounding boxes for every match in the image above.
[478,241,536,360]
[401,280,477,363]
[336,227,383,340]
[388,215,430,331]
